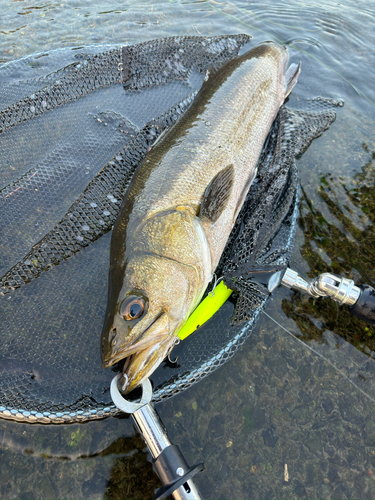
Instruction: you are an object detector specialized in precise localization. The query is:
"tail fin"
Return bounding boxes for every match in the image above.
[285,62,301,98]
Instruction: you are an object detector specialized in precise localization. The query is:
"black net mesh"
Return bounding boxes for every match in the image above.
[0,36,341,423]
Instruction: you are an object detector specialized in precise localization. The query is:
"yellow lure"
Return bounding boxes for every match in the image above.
[177,281,233,341]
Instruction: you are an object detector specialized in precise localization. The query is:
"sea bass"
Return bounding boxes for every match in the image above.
[101,42,300,392]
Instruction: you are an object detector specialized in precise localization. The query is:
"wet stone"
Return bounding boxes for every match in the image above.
[263,487,275,499]
[208,414,225,439]
[347,452,364,471]
[281,348,298,370]
[262,426,279,448]
[311,417,328,430]
[332,484,351,500]
[88,431,104,456]
[241,482,255,499]
[37,477,55,500]
[320,459,329,474]
[263,333,275,348]
[354,475,372,500]
[292,478,307,499]
[304,432,323,453]
[338,396,364,424]
[327,466,340,483]
[267,352,288,379]
[296,362,312,382]
[179,435,195,454]
[199,477,215,499]
[322,397,334,414]
[305,461,321,486]
[198,394,211,413]
[290,404,314,425]
[242,406,266,432]
[298,389,312,403]
[205,438,223,461]
[364,418,375,439]
[276,388,285,400]
[219,463,232,480]
[363,360,375,376]
[174,420,186,435]
[229,369,244,387]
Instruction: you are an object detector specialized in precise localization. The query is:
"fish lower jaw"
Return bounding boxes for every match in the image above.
[122,334,179,393]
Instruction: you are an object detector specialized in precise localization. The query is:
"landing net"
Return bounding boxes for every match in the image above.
[0,35,341,422]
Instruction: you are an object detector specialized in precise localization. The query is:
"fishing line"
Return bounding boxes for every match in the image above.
[261,310,375,406]
[208,274,224,297]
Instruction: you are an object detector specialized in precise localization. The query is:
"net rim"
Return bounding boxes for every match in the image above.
[0,307,264,423]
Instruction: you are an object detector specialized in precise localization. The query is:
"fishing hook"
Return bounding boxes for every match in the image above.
[167,337,181,364]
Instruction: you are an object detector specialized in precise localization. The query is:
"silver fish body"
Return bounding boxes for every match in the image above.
[101,42,299,392]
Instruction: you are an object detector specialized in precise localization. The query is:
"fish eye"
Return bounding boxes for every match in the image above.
[119,296,145,321]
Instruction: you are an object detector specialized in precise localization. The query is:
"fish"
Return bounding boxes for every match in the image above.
[101,42,301,393]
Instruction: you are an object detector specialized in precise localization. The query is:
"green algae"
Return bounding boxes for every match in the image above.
[282,140,375,355]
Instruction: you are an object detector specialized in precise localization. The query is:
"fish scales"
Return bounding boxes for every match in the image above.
[101,42,297,392]
[112,43,286,276]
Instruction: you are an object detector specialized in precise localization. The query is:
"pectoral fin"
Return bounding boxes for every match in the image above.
[200,164,234,223]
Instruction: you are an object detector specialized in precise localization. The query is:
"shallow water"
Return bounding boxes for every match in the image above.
[1,1,375,499]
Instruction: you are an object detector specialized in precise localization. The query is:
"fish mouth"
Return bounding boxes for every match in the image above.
[102,312,170,369]
[119,334,177,394]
